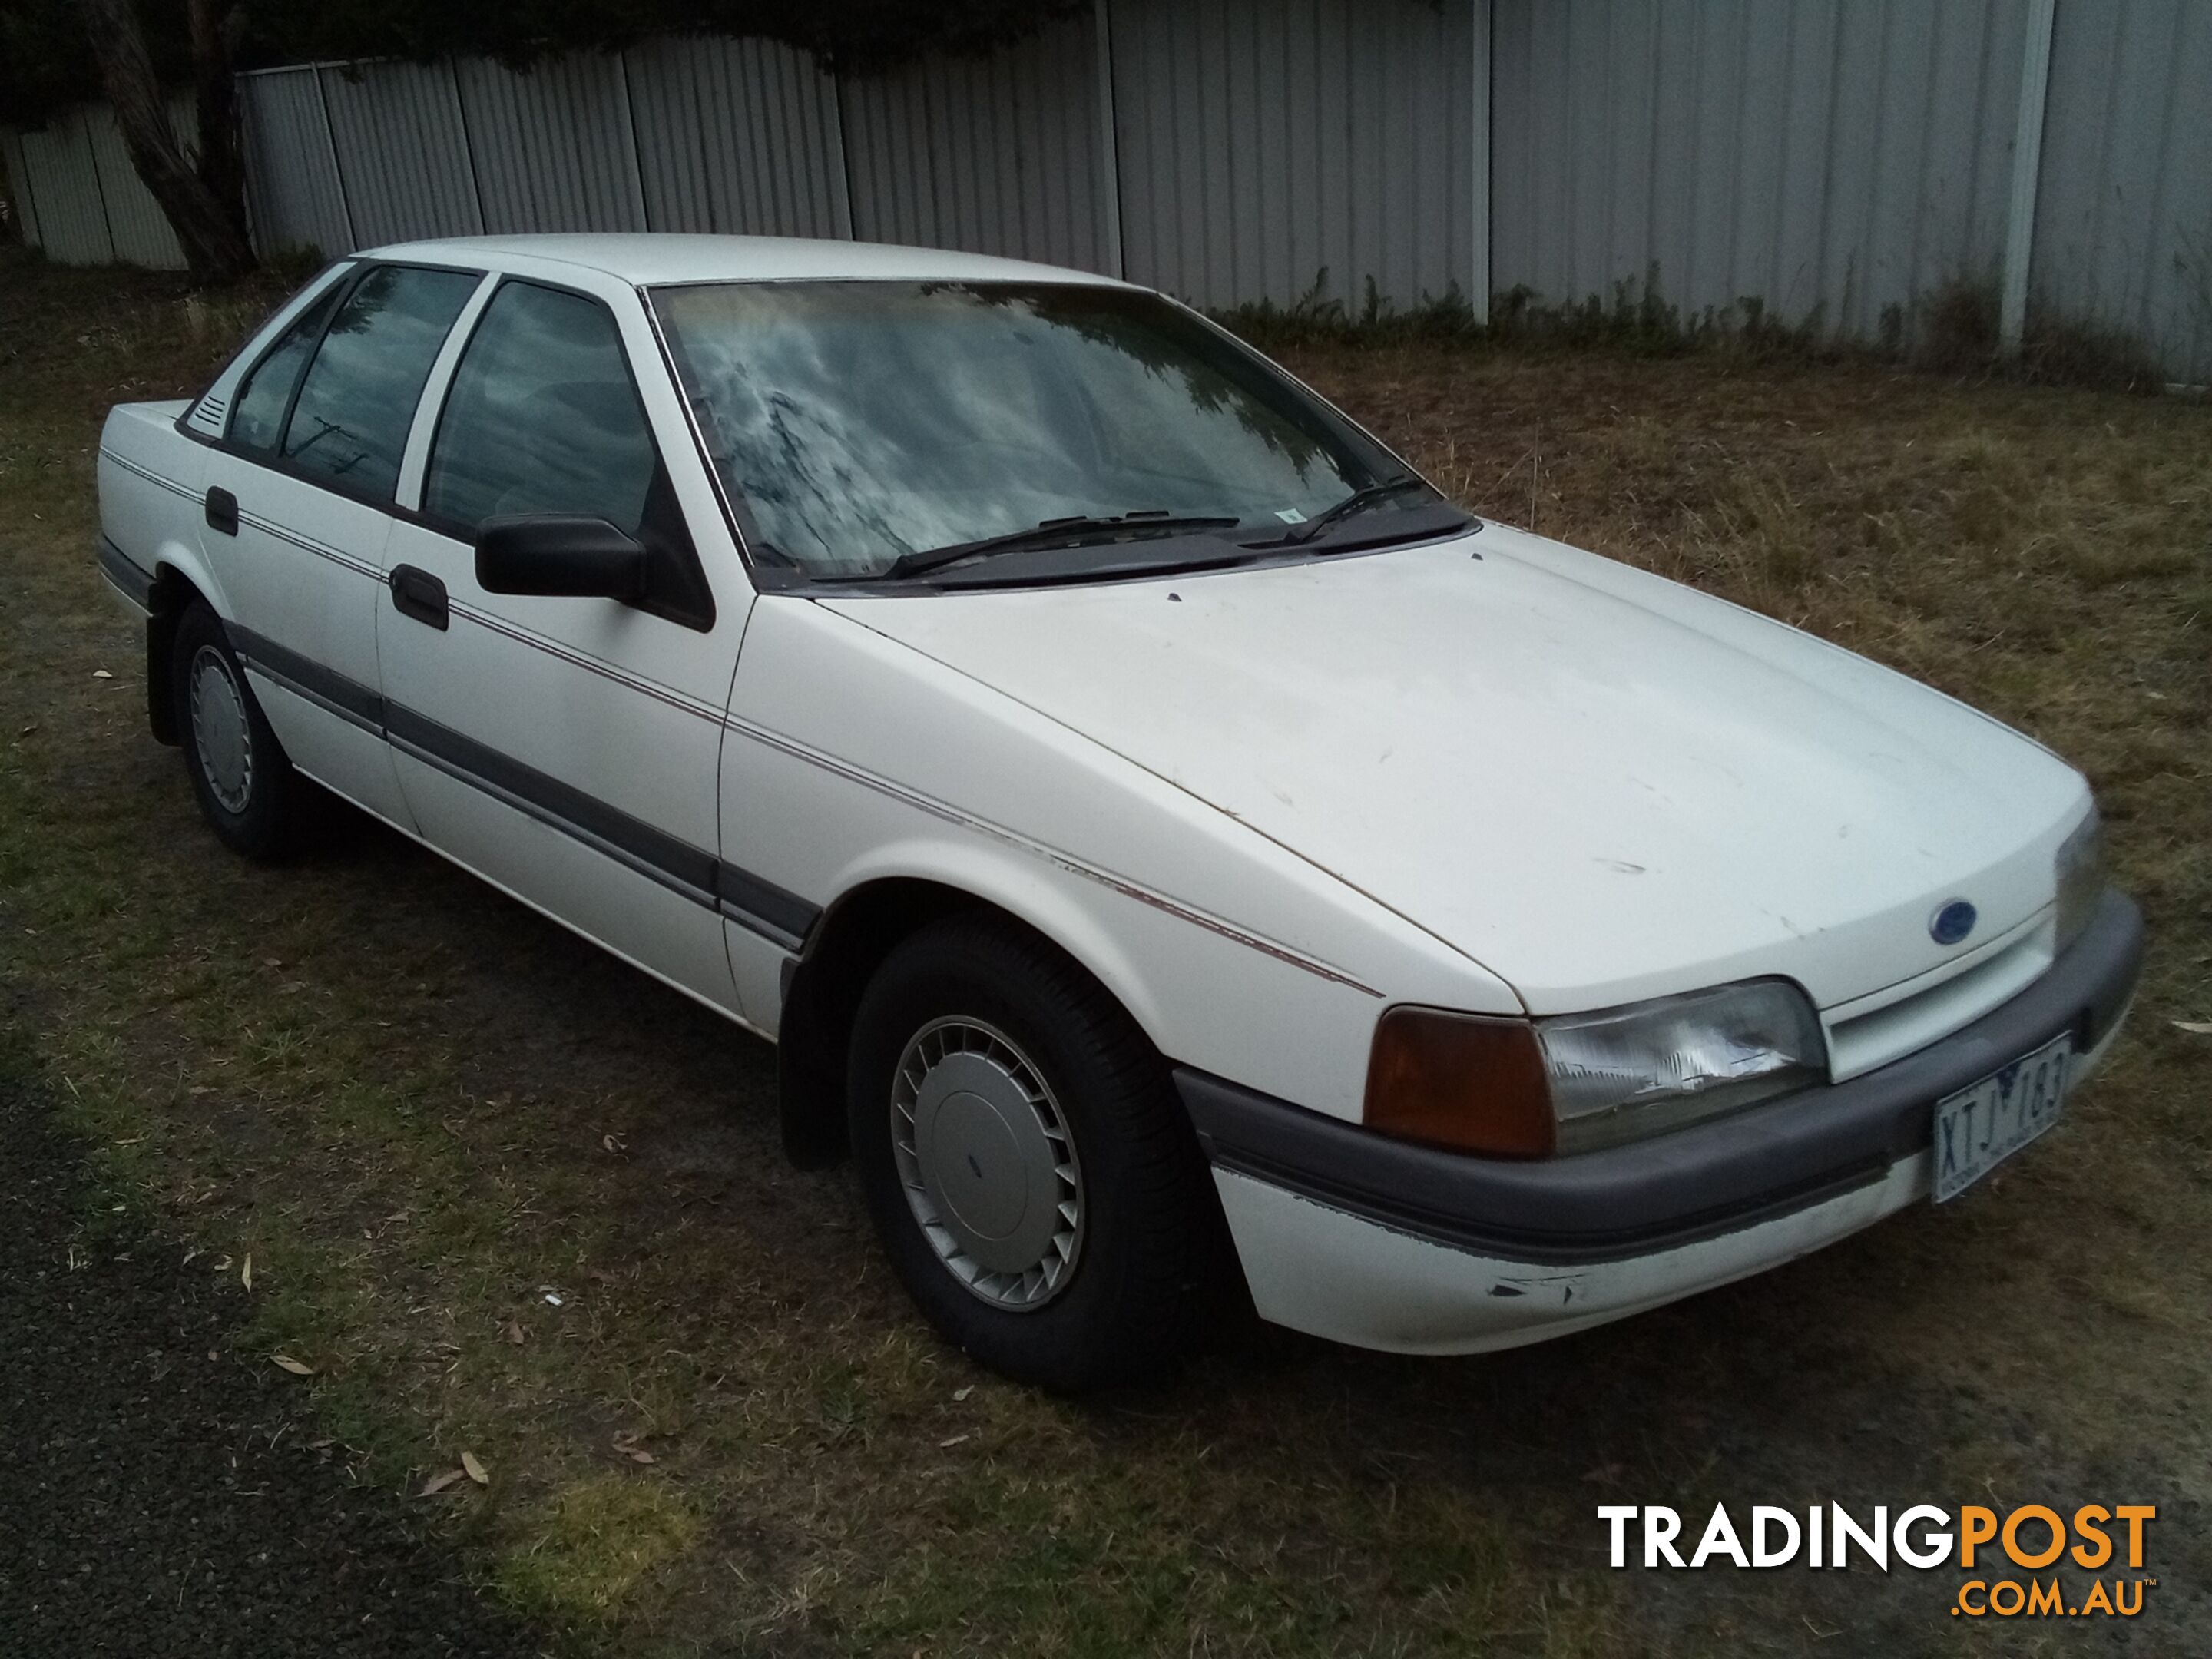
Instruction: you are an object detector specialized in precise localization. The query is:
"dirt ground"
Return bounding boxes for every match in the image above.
[2,250,2207,1657]
[0,1061,552,1657]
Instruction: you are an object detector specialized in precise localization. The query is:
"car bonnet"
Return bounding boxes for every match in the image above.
[816,525,2087,1014]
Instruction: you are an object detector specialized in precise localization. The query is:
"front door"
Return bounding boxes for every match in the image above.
[376,276,747,1016]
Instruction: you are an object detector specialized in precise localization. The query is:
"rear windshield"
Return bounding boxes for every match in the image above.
[650,280,1397,578]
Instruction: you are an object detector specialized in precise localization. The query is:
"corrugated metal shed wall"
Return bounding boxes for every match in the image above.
[84,101,190,268]
[2034,0,2212,382]
[3,129,44,249]
[240,69,355,257]
[840,15,1107,270]
[15,110,117,264]
[10,10,2211,376]
[5,97,197,268]
[1492,0,2026,339]
[456,55,649,235]
[1109,0,1478,310]
[624,36,850,238]
[319,61,482,246]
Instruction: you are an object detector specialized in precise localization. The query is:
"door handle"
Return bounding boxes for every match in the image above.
[204,486,238,536]
[389,564,449,631]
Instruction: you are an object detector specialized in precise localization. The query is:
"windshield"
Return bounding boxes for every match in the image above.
[650,280,1409,579]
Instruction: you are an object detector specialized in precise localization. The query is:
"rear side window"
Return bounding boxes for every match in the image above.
[424,281,657,535]
[278,265,480,500]
[227,293,336,453]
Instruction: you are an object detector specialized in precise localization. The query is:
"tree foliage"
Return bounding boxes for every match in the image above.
[1,0,1090,128]
[260,0,1089,75]
[2,0,186,126]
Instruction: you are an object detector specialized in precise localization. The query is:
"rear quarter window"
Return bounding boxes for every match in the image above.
[227,294,336,454]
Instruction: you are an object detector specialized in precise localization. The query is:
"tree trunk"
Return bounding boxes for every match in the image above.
[75,0,257,283]
[187,0,252,253]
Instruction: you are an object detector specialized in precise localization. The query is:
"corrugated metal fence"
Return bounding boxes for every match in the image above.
[4,94,199,268]
[6,0,2209,378]
[1492,0,2031,342]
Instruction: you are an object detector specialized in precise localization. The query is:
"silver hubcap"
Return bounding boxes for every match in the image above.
[189,645,253,814]
[892,1018,1084,1311]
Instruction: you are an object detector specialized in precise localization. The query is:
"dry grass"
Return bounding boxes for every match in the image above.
[2,248,2209,1657]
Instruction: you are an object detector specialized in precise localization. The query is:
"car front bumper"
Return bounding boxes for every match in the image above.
[1178,887,2144,1354]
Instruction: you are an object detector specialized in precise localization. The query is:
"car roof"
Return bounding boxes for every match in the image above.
[360,232,1134,289]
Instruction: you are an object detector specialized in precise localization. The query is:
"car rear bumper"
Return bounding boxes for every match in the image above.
[1179,887,2142,1353]
[98,535,155,618]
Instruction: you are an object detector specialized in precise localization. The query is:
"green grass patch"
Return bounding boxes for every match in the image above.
[499,1474,707,1624]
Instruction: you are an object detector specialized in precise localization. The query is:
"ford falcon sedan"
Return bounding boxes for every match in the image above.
[96,234,2142,1391]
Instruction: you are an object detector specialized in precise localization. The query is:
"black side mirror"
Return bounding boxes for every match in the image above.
[475,515,647,601]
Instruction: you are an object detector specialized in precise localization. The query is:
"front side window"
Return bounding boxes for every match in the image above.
[423,281,658,535]
[278,264,480,499]
[651,280,1407,578]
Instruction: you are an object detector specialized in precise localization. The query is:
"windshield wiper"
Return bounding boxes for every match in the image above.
[883,512,1243,578]
[1276,475,1433,545]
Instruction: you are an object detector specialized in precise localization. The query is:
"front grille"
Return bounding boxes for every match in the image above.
[1822,912,2056,1081]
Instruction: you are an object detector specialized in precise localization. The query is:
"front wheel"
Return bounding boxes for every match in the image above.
[846,916,1236,1392]
[171,601,313,860]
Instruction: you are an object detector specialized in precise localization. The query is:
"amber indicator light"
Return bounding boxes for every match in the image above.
[1363,1006,1556,1158]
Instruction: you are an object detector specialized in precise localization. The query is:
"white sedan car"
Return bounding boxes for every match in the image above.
[96,235,2141,1390]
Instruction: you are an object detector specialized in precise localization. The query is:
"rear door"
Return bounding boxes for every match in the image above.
[377,273,754,1018]
[200,262,485,826]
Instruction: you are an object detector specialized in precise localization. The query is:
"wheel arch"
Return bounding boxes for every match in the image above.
[143,548,223,746]
[776,866,1165,1170]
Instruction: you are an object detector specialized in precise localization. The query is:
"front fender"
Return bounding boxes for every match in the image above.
[823,833,1172,1046]
[726,597,1520,1131]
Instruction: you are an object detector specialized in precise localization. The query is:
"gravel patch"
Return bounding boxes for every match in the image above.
[0,1077,550,1657]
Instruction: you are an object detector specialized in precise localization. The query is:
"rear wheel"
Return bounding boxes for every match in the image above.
[847,916,1234,1392]
[171,601,313,859]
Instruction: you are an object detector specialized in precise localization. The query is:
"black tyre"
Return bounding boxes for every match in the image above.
[171,601,313,860]
[847,916,1237,1392]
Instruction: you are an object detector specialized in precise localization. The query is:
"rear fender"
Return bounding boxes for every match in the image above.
[97,405,225,744]
[141,537,227,746]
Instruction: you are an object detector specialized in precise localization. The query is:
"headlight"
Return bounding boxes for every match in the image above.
[1536,980,1826,1153]
[2055,804,2104,950]
[1364,980,1826,1159]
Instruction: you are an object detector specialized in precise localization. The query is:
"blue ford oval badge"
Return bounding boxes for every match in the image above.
[1929,899,1978,946]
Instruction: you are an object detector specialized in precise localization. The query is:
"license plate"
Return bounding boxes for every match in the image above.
[1932,1032,2074,1203]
